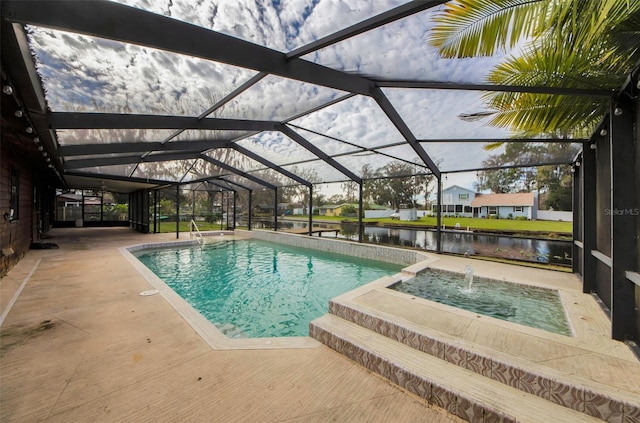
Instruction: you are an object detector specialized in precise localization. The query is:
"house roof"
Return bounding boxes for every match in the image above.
[366,204,388,210]
[471,193,535,207]
[318,203,359,210]
[443,185,476,194]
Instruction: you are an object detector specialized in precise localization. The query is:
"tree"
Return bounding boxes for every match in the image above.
[537,165,573,210]
[327,194,346,205]
[360,163,377,204]
[289,166,319,207]
[372,161,432,209]
[475,142,579,209]
[474,156,521,193]
[430,0,640,137]
[312,192,326,207]
[340,180,358,203]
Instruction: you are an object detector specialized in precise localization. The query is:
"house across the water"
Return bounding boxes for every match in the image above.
[433,186,537,219]
[471,192,537,219]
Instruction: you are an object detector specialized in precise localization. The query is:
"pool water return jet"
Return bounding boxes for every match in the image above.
[464,265,474,291]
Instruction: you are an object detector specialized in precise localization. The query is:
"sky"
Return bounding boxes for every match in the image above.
[27,0,524,194]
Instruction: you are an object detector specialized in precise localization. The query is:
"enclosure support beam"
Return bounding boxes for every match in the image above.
[65,152,201,169]
[281,127,362,184]
[191,190,196,222]
[81,191,85,227]
[436,176,443,253]
[372,88,441,179]
[273,188,278,232]
[175,184,180,239]
[231,144,311,188]
[609,97,638,341]
[52,113,280,132]
[572,162,580,274]
[3,1,374,96]
[376,80,613,98]
[286,1,447,59]
[153,190,158,233]
[219,192,224,231]
[233,191,237,230]
[60,140,230,156]
[248,190,253,231]
[358,183,364,243]
[582,142,597,293]
[199,155,276,190]
[308,185,313,237]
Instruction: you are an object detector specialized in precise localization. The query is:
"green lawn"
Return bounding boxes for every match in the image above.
[378,216,572,234]
[283,215,572,234]
[156,221,227,233]
[156,215,572,236]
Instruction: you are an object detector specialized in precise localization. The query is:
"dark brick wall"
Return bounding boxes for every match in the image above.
[1,134,33,276]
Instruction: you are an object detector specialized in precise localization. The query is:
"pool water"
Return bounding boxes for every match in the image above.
[135,239,401,338]
[390,270,572,336]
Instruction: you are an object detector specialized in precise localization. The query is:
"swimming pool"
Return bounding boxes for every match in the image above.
[134,239,402,338]
[390,269,572,335]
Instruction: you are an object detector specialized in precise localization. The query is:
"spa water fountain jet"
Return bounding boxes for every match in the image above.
[464,265,474,291]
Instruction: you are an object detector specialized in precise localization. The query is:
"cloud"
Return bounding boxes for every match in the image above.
[214,74,346,121]
[302,6,511,83]
[28,26,256,115]
[114,0,410,52]
[236,132,317,164]
[28,0,523,185]
[383,88,511,139]
[291,95,405,148]
[421,142,506,173]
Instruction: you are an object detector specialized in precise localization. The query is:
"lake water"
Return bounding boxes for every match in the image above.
[270,220,572,267]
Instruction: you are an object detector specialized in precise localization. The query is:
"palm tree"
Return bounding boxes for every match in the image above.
[430,0,640,137]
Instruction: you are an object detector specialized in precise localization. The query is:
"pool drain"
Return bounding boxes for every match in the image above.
[139,289,159,296]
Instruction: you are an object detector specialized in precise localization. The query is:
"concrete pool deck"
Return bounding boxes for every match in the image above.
[1,227,638,422]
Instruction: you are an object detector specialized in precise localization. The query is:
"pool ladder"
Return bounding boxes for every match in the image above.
[189,220,204,245]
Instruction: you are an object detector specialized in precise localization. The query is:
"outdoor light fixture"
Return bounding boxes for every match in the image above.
[14,110,23,118]
[25,126,33,134]
[614,106,623,116]
[2,85,13,95]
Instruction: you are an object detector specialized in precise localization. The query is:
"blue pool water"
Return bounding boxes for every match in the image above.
[390,270,571,336]
[134,239,402,338]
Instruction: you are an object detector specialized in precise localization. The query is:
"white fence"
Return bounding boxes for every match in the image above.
[364,210,396,218]
[537,210,572,222]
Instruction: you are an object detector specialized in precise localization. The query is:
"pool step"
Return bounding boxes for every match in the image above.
[318,293,640,422]
[310,314,602,423]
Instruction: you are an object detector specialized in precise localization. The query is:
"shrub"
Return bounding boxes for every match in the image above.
[205,212,221,223]
[340,205,357,216]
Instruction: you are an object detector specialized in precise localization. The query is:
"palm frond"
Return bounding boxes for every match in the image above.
[486,93,607,138]
[483,142,505,151]
[429,0,547,58]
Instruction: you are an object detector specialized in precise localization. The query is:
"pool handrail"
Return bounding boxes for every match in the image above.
[190,219,203,245]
